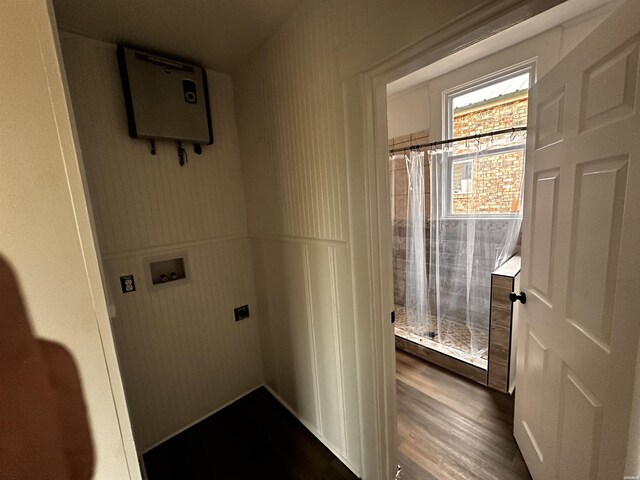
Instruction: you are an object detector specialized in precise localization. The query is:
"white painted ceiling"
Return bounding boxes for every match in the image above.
[387,0,620,97]
[52,0,303,72]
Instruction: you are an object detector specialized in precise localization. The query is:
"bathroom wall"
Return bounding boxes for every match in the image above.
[387,84,430,139]
[60,33,263,451]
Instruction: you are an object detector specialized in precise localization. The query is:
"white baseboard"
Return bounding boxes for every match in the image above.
[263,384,362,478]
[140,383,264,454]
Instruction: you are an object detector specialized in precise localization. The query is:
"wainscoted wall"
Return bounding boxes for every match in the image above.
[233,0,372,472]
[60,33,263,451]
[251,237,360,469]
[234,1,366,241]
[100,238,262,449]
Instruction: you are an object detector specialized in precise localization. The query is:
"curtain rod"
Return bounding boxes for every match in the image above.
[388,126,527,154]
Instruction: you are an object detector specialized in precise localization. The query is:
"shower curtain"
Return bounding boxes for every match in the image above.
[404,150,432,337]
[399,145,523,358]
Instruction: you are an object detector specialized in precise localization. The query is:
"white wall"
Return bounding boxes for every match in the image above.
[60,33,264,451]
[233,1,365,471]
[387,7,613,139]
[0,1,137,477]
[387,83,430,139]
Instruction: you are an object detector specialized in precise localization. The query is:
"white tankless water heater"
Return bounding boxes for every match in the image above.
[117,46,213,147]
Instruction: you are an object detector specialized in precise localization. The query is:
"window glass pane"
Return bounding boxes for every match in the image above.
[446,68,530,216]
[451,72,529,156]
[452,149,524,215]
[452,72,530,111]
[452,160,473,194]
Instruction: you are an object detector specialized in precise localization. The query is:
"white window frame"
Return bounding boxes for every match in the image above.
[441,62,535,219]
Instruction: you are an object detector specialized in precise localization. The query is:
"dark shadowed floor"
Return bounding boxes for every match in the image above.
[143,387,358,480]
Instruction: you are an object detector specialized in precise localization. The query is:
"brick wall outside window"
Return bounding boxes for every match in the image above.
[451,96,527,214]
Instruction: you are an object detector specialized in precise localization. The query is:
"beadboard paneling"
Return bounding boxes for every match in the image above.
[61,33,249,255]
[234,0,366,241]
[60,32,263,451]
[306,243,344,450]
[253,239,318,425]
[234,1,370,473]
[251,237,361,471]
[103,238,262,450]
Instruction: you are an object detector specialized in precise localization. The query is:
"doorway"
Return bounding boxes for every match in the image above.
[389,64,531,373]
[382,1,619,478]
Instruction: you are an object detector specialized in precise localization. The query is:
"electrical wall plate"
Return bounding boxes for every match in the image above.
[120,274,136,293]
[234,305,250,321]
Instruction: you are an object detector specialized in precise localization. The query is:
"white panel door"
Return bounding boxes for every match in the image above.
[515,2,640,479]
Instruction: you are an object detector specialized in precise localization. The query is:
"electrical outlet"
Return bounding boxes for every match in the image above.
[234,305,249,321]
[120,274,136,293]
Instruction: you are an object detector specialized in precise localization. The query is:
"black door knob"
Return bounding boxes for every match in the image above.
[509,291,526,304]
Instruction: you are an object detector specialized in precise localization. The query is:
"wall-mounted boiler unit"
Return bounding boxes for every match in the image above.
[117,46,213,162]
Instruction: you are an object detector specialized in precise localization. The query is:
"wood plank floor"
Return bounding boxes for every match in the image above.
[396,349,531,480]
[143,387,358,480]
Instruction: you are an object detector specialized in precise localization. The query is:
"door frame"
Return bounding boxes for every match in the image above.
[44,0,141,476]
[339,1,570,478]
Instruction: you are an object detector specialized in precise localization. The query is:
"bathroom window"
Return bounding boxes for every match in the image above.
[444,64,534,216]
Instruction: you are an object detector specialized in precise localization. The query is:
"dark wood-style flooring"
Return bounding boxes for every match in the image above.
[144,353,530,480]
[143,387,358,480]
[396,349,531,480]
